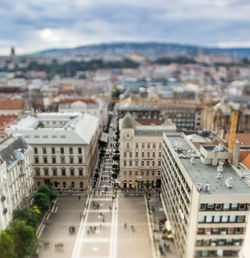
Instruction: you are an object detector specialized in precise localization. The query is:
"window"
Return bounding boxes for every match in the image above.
[79,169,83,176]
[239,203,246,210]
[44,168,49,176]
[228,227,234,234]
[35,157,39,163]
[42,147,46,154]
[129,171,132,176]
[215,204,222,210]
[124,152,127,157]
[152,161,155,166]
[159,152,161,157]
[61,157,65,163]
[70,157,74,164]
[63,181,66,188]
[35,168,40,176]
[34,147,38,154]
[223,203,230,210]
[69,147,73,154]
[129,152,132,157]
[158,171,160,176]
[147,161,150,166]
[197,228,204,235]
[141,161,144,166]
[61,169,66,176]
[200,204,206,210]
[51,147,55,154]
[147,152,150,158]
[237,216,245,223]
[207,203,214,210]
[135,171,138,176]
[135,161,138,166]
[206,216,213,223]
[70,169,74,176]
[60,147,64,154]
[152,171,154,176]
[71,182,75,188]
[214,216,220,223]
[53,169,57,176]
[124,161,127,166]
[147,143,150,148]
[52,157,56,163]
[80,182,83,188]
[231,203,238,210]
[124,171,126,176]
[78,148,82,154]
[235,227,242,234]
[222,216,228,222]
[229,216,236,223]
[78,157,82,163]
[142,143,144,148]
[198,216,205,223]
[129,160,132,166]
[141,171,144,176]
[136,152,138,157]
[153,143,155,148]
[158,161,161,166]
[147,171,149,176]
[126,143,129,148]
[136,143,138,148]
[142,152,144,157]
[43,157,48,163]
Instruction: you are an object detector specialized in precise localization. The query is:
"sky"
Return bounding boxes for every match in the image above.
[1,0,250,55]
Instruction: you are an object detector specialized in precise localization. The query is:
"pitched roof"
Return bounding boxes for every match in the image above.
[242,153,250,169]
[0,99,24,110]
[0,115,18,130]
[59,98,97,105]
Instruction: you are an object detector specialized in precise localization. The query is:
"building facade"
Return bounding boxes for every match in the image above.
[119,113,176,188]
[162,132,250,258]
[6,112,99,190]
[0,136,33,230]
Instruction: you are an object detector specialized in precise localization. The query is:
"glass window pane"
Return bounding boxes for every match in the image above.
[198,216,205,223]
[229,216,236,222]
[214,216,220,223]
[222,216,228,222]
[206,216,213,223]
[223,203,230,210]
[231,203,238,210]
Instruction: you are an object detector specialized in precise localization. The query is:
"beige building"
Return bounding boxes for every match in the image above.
[6,112,99,190]
[162,132,250,258]
[0,136,33,230]
[119,113,176,188]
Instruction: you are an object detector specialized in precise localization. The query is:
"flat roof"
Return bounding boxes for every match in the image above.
[165,133,250,195]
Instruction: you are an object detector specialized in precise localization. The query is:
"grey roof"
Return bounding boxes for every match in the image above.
[165,133,250,195]
[0,136,30,170]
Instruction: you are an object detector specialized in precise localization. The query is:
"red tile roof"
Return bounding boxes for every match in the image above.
[0,99,24,110]
[59,98,97,105]
[242,153,250,169]
[239,152,249,162]
[0,115,18,130]
[236,133,250,146]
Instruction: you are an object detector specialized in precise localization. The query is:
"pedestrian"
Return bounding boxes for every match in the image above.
[78,196,81,200]
[80,210,83,219]
[103,218,105,223]
[124,223,127,229]
[94,226,96,232]
[100,212,102,216]
[109,206,112,212]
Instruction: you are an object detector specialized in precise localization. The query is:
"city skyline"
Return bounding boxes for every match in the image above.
[1,0,250,55]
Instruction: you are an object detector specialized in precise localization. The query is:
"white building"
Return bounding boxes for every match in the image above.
[162,132,250,258]
[6,112,99,190]
[0,136,33,231]
[58,98,108,129]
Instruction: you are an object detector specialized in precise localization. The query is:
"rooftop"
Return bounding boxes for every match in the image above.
[5,112,99,145]
[0,99,24,110]
[165,133,250,195]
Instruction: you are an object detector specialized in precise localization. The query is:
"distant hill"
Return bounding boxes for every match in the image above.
[35,42,250,58]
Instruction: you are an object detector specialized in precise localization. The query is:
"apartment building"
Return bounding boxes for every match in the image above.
[161,132,250,258]
[119,113,176,188]
[58,98,108,129]
[6,112,99,190]
[0,136,33,230]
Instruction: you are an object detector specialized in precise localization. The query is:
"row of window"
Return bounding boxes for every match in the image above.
[35,168,84,177]
[34,147,83,155]
[198,215,247,224]
[195,250,238,257]
[37,181,84,188]
[34,156,83,164]
[197,227,246,235]
[125,143,162,149]
[196,238,242,247]
[123,160,161,167]
[124,151,161,158]
[200,203,248,211]
[123,170,161,177]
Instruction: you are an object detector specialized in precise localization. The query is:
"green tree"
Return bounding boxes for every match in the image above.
[37,185,57,202]
[112,173,118,179]
[0,231,16,258]
[6,221,37,258]
[33,192,50,211]
[13,208,39,228]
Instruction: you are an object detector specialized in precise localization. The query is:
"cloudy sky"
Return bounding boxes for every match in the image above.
[1,0,250,55]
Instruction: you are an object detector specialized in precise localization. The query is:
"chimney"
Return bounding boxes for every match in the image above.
[232,140,240,167]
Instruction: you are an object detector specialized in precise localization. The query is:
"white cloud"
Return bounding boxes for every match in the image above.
[217,42,250,48]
